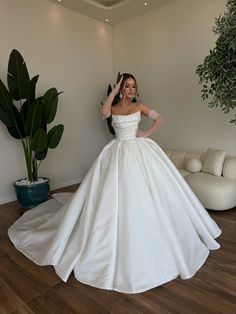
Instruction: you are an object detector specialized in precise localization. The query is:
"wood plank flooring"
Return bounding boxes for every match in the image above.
[0,184,235,314]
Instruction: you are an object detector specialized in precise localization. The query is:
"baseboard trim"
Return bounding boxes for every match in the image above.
[50,178,82,191]
[0,178,83,205]
[0,195,17,205]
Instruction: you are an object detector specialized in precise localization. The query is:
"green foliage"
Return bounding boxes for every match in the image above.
[196,0,236,124]
[0,49,64,181]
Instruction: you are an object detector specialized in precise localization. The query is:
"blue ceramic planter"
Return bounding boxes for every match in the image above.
[13,178,50,210]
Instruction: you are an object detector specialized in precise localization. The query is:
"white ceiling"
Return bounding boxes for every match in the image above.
[48,0,177,24]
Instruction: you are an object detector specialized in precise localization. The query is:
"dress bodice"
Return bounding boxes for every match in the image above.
[111,111,141,141]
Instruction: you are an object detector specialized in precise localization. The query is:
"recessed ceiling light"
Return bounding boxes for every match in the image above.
[144,2,148,5]
[105,18,109,22]
[58,0,62,2]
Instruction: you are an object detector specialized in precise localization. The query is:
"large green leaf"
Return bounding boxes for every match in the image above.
[4,105,24,139]
[47,124,64,149]
[28,75,39,103]
[35,147,48,161]
[106,116,115,135]
[0,79,14,111]
[7,49,30,101]
[6,105,24,138]
[31,129,48,152]
[20,75,39,125]
[24,98,42,136]
[42,88,63,124]
[0,107,14,126]
[0,80,16,127]
[20,100,29,126]
[116,71,121,83]
[7,126,21,139]
[12,105,24,135]
[41,123,47,133]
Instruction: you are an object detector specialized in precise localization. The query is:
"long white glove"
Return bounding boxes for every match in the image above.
[101,76,123,119]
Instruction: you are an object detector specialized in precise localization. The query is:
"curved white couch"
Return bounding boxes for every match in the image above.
[163,148,236,211]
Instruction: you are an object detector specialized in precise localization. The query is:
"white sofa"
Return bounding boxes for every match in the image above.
[163,148,236,211]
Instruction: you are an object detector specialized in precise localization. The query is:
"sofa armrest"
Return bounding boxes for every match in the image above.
[223,156,236,179]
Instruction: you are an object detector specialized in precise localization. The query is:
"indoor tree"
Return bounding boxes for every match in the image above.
[196,0,236,124]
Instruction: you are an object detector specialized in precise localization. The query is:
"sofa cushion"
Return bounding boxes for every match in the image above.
[179,168,191,177]
[202,148,226,176]
[184,158,202,173]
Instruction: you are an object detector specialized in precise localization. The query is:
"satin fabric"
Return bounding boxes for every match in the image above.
[8,111,221,294]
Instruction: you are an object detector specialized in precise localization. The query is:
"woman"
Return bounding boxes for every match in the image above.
[101,73,164,136]
[8,73,221,294]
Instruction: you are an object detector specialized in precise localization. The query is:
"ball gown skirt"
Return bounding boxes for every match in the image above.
[8,111,221,294]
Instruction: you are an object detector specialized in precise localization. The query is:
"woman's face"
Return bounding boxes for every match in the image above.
[121,78,137,100]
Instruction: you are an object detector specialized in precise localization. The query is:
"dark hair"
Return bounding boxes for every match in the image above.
[120,73,138,93]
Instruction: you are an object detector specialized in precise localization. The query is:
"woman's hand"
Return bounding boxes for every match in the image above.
[113,75,123,96]
[101,76,123,118]
[101,75,124,119]
[136,130,150,138]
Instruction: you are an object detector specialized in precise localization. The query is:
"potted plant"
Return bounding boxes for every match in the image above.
[196,0,236,125]
[0,49,64,209]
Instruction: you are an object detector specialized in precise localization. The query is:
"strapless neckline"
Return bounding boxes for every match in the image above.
[111,110,141,117]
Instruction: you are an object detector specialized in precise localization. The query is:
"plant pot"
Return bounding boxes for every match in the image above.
[13,177,50,210]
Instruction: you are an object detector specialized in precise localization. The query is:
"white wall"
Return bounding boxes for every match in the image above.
[113,0,236,154]
[0,0,113,203]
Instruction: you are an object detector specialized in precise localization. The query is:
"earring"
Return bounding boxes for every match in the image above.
[119,92,123,99]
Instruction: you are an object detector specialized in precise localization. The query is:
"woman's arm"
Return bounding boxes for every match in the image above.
[136,103,164,138]
[101,76,123,119]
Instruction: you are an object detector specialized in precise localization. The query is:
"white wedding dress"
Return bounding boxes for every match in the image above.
[8,110,221,294]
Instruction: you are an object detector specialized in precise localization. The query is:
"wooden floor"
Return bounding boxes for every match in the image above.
[0,184,235,314]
